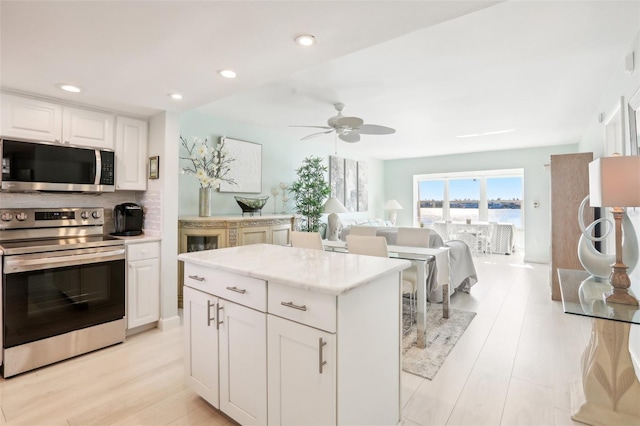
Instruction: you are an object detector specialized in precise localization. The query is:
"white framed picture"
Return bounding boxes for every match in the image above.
[218,136,262,193]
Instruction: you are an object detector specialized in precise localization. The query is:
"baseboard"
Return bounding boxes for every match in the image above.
[524,256,549,264]
[158,315,181,331]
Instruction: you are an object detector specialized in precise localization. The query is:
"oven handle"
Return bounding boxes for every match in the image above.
[4,249,125,273]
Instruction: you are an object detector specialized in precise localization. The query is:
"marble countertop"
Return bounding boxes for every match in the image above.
[109,233,161,244]
[178,244,410,296]
[179,214,293,222]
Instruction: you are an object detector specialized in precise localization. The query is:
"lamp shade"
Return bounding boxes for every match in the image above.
[589,156,640,207]
[323,197,348,214]
[384,199,403,210]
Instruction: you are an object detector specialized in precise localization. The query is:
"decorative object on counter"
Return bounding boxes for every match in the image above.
[290,156,331,232]
[270,187,280,213]
[279,182,289,213]
[234,196,269,216]
[217,137,262,194]
[148,156,159,179]
[180,135,236,216]
[324,196,347,241]
[589,155,640,305]
[384,199,403,226]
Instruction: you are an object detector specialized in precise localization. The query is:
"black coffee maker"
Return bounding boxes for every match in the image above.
[112,203,144,236]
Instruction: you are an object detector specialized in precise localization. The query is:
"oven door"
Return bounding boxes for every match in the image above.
[2,246,125,348]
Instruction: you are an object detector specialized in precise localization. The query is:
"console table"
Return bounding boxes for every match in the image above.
[558,269,640,426]
[177,215,295,307]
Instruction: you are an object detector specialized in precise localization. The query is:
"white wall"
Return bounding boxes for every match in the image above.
[384,144,580,263]
[178,110,385,220]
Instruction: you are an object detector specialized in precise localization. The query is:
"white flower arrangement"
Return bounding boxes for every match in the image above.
[180,136,236,189]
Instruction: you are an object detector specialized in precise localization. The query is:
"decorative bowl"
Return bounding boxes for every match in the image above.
[234,196,269,216]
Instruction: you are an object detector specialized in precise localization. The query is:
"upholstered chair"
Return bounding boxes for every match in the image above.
[290,231,324,250]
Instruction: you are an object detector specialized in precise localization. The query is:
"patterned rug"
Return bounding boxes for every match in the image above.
[402,300,476,380]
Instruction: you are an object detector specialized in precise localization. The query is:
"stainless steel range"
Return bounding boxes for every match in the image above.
[0,207,126,377]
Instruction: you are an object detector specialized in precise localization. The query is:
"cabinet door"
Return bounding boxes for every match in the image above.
[62,106,114,149]
[127,258,160,329]
[238,226,269,245]
[183,286,220,408]
[268,315,336,426]
[218,300,267,425]
[115,116,148,191]
[271,223,292,246]
[1,94,62,142]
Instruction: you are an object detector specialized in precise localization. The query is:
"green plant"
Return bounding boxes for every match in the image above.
[290,156,331,232]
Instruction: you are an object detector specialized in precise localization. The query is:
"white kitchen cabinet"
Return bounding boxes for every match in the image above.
[126,241,160,330]
[1,94,62,142]
[267,315,336,426]
[62,106,114,149]
[115,116,148,191]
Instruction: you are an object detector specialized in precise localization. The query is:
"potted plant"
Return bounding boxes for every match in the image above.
[290,156,331,232]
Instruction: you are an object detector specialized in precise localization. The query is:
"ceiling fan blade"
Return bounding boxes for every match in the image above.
[290,125,332,129]
[335,116,364,128]
[357,124,396,135]
[301,129,335,140]
[339,132,361,143]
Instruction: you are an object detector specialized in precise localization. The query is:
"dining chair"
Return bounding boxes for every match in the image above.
[346,234,416,326]
[348,226,378,237]
[476,223,494,256]
[395,227,431,321]
[290,231,324,250]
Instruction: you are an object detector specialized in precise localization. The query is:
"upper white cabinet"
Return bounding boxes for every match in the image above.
[115,116,148,191]
[1,94,62,142]
[62,106,114,149]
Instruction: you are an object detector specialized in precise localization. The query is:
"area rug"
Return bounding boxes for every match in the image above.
[402,301,476,380]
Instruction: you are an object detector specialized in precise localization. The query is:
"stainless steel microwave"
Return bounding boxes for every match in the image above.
[0,138,115,192]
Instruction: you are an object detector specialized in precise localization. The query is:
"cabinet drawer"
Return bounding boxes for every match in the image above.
[184,263,266,312]
[268,282,336,332]
[127,242,159,261]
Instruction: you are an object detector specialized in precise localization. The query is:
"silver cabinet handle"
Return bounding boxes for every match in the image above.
[319,338,327,374]
[226,286,246,294]
[207,300,215,327]
[216,303,224,330]
[188,275,205,282]
[281,301,307,311]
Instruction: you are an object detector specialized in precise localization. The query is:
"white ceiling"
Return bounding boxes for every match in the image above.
[2,1,639,160]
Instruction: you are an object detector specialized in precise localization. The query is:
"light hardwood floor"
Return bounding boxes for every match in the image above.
[0,252,591,425]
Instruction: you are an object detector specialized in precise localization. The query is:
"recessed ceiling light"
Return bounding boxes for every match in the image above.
[218,69,237,79]
[168,93,183,100]
[456,129,516,138]
[56,83,84,93]
[294,34,316,47]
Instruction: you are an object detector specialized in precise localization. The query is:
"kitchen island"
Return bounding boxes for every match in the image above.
[178,243,410,426]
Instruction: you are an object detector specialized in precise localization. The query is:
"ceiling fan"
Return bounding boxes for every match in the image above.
[291,103,395,143]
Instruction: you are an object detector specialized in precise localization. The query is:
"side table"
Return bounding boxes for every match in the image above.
[558,269,640,426]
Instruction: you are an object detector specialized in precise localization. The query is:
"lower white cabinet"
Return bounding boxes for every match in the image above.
[126,241,160,330]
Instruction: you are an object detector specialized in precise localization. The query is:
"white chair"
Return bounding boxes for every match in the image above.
[290,231,323,250]
[346,235,416,327]
[349,226,378,236]
[476,223,494,256]
[431,221,449,241]
[395,227,431,321]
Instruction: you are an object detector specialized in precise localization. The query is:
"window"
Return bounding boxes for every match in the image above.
[414,169,524,228]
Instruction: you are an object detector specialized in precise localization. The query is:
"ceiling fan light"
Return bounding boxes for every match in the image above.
[294,34,316,47]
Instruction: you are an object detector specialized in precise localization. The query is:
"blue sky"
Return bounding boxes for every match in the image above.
[419,177,522,200]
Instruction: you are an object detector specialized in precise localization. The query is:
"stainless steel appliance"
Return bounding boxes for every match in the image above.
[113,203,143,236]
[0,138,115,192]
[0,207,125,377]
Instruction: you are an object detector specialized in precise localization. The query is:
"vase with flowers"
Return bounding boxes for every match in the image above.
[180,135,236,216]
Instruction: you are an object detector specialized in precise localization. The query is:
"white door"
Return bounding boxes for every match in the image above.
[127,258,160,329]
[62,106,114,149]
[1,94,62,142]
[183,286,219,408]
[115,116,148,190]
[267,315,336,426]
[218,300,267,425]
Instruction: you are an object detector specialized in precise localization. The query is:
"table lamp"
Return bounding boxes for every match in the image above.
[589,156,640,306]
[324,197,348,241]
[384,199,403,226]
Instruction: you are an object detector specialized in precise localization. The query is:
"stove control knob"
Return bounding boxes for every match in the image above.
[1,212,14,222]
[92,210,102,219]
[15,212,28,221]
[81,211,89,220]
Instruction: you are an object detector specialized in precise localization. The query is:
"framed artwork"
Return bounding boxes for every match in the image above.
[329,155,345,204]
[357,161,368,212]
[148,156,159,179]
[629,87,640,156]
[218,136,262,193]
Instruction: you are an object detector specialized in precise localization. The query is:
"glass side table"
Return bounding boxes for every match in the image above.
[558,269,640,426]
